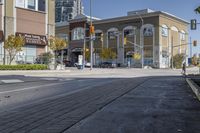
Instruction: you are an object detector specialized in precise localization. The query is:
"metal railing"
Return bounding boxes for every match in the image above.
[0,54,53,65]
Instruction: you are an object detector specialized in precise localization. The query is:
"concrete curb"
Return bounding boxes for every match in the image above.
[186,78,200,101]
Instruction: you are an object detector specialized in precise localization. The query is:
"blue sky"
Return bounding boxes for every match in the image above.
[83,0,200,57]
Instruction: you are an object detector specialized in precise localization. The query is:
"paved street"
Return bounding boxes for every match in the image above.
[0,69,199,133]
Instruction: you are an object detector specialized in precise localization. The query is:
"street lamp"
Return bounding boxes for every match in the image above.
[135,12,144,68]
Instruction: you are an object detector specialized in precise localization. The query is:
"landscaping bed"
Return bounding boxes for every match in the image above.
[0,64,48,70]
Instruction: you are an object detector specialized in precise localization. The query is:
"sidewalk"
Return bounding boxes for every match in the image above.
[67,76,200,133]
[0,68,182,78]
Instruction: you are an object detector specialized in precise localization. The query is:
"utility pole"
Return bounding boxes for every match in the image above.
[3,0,6,65]
[190,37,192,58]
[171,36,174,69]
[90,0,93,70]
[83,23,86,69]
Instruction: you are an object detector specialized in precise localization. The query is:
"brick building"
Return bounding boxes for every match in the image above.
[56,9,189,68]
[0,0,55,64]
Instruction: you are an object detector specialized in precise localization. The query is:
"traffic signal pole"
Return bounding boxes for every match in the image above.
[90,0,93,70]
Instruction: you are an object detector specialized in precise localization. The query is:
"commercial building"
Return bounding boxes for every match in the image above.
[56,9,189,68]
[0,0,55,64]
[55,0,84,23]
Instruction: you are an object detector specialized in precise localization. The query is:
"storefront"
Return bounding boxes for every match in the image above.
[16,32,47,63]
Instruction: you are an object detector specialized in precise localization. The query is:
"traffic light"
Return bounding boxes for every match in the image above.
[89,25,95,35]
[191,19,197,30]
[124,37,127,45]
[193,40,197,46]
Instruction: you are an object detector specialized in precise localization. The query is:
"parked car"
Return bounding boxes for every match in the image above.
[64,60,73,67]
[85,62,91,68]
[99,62,116,68]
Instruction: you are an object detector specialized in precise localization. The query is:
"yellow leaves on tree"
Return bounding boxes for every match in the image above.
[133,53,141,60]
[100,48,117,60]
[85,48,90,62]
[48,36,67,51]
[48,36,68,69]
[4,35,25,65]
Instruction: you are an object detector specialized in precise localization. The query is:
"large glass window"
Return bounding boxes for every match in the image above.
[71,28,84,41]
[28,0,36,10]
[38,0,45,12]
[16,0,25,8]
[16,0,46,12]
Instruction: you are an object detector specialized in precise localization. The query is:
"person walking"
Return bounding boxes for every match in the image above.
[182,62,186,75]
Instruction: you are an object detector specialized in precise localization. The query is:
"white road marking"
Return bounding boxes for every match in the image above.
[1,79,24,84]
[40,78,59,81]
[0,82,66,94]
[59,78,74,81]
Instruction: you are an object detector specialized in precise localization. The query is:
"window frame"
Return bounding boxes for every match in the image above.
[16,0,46,12]
[71,27,84,41]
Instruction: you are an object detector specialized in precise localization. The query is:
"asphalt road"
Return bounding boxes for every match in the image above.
[0,76,118,112]
[0,70,199,133]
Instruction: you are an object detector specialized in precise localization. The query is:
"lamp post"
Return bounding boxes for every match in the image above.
[135,12,144,68]
[90,0,93,70]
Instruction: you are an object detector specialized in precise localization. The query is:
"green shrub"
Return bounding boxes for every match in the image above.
[0,64,48,70]
[35,52,53,65]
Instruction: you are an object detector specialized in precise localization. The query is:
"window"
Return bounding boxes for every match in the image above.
[108,31,117,40]
[161,25,168,37]
[71,28,84,41]
[143,27,153,37]
[28,0,36,10]
[180,31,186,41]
[16,0,46,12]
[16,0,25,8]
[38,0,45,12]
[68,14,72,20]
[124,29,135,37]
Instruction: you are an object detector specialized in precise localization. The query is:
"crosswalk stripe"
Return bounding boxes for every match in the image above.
[1,79,24,84]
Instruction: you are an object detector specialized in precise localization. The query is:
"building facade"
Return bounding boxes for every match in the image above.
[0,0,55,64]
[55,0,84,23]
[56,9,189,68]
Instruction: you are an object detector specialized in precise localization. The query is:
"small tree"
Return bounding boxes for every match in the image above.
[4,35,25,65]
[100,48,117,61]
[172,54,185,69]
[192,55,198,66]
[48,36,67,68]
[85,49,90,62]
